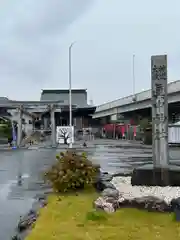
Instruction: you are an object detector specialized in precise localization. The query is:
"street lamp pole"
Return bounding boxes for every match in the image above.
[69,41,76,148]
[133,54,135,96]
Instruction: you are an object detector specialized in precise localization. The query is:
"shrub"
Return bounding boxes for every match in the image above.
[44,151,100,193]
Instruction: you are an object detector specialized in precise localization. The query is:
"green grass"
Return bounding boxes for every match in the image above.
[26,191,180,240]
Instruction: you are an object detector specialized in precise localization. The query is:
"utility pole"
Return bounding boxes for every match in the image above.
[68,42,76,148]
[133,54,136,97]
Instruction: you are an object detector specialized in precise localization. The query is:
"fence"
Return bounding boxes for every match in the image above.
[75,127,96,141]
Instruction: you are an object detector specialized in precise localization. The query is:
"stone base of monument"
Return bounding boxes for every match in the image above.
[131,164,180,186]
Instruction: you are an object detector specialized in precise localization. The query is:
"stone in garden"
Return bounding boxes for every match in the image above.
[30,201,41,213]
[93,181,104,192]
[94,172,113,191]
[94,197,115,213]
[28,209,37,216]
[40,199,47,208]
[103,205,115,213]
[94,181,116,192]
[94,197,105,211]
[101,188,119,199]
[99,172,113,182]
[11,235,21,240]
[135,196,170,212]
[102,181,116,189]
[38,197,48,207]
[35,193,47,201]
[170,197,180,210]
[18,211,37,232]
[104,197,120,210]
[119,196,171,212]
[170,197,180,221]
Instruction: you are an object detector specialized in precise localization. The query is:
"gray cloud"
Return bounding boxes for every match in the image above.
[0,0,94,99]
[0,0,180,104]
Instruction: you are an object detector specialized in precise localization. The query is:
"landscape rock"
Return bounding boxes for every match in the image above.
[102,181,116,189]
[11,235,21,240]
[101,188,119,199]
[17,196,47,234]
[118,196,171,212]
[94,180,116,192]
[99,172,113,182]
[38,197,47,207]
[94,172,113,191]
[94,196,115,213]
[35,193,47,201]
[18,210,37,232]
[170,197,180,210]
[170,197,180,221]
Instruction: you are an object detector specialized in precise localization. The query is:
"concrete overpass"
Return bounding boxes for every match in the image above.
[93,80,180,121]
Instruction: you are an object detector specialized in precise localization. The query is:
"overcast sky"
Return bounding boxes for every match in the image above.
[0,0,180,105]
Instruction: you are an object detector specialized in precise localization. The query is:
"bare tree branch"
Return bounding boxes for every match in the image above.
[58,127,71,144]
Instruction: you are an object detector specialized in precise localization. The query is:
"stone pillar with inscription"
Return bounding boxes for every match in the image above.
[131,54,180,186]
[151,55,169,185]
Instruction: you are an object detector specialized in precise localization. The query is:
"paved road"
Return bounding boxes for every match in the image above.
[0,139,180,239]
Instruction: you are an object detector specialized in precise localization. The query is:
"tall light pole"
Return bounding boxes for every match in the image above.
[132,54,137,103]
[69,41,76,148]
[133,54,135,96]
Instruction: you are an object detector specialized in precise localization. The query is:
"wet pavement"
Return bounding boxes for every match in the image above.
[0,139,180,239]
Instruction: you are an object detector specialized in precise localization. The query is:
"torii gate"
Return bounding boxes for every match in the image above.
[17,104,57,148]
[0,100,62,148]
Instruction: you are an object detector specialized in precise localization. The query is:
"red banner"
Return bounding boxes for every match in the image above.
[121,126,125,137]
[133,126,136,137]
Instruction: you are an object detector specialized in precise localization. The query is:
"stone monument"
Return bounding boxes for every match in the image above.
[131,55,180,186]
[151,55,169,185]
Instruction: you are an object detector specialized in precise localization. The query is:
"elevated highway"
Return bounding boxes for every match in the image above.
[93,80,180,119]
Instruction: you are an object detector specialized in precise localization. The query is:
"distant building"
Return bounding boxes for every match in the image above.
[40,89,88,107]
[0,89,99,138]
[40,89,96,129]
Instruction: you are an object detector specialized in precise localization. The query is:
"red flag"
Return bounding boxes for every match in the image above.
[121,126,125,137]
[133,126,136,137]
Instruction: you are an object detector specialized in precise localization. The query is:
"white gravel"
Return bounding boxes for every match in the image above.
[111,176,180,204]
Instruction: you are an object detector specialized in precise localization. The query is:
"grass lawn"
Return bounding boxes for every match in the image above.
[26,191,180,240]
